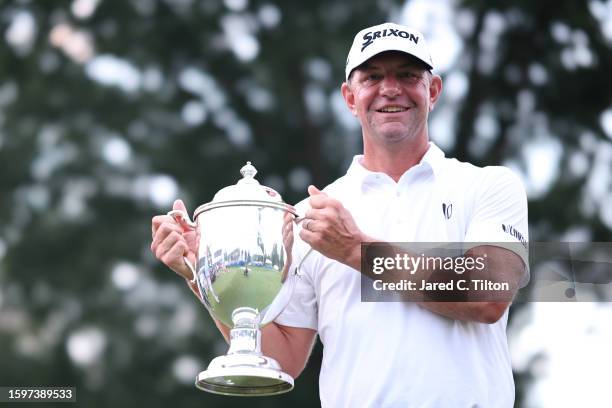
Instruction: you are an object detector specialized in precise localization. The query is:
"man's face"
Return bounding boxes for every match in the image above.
[341,52,441,147]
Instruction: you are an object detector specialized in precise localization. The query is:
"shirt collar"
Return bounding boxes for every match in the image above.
[346,142,446,188]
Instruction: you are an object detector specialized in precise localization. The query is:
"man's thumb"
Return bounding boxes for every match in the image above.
[173,199,187,212]
[308,185,326,196]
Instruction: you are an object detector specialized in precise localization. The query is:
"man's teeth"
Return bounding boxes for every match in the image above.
[378,106,407,112]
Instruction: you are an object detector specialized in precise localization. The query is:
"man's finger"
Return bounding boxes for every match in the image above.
[299,228,317,245]
[305,208,329,222]
[152,214,175,235]
[309,194,330,210]
[303,218,312,231]
[154,229,183,258]
[173,199,189,212]
[162,240,191,279]
[304,218,325,233]
[308,185,326,196]
[152,222,182,248]
[152,200,188,235]
[171,199,197,233]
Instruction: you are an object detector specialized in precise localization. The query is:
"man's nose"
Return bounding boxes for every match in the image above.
[379,75,401,97]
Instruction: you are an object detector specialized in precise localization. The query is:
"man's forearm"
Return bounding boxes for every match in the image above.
[353,242,523,323]
[417,301,510,324]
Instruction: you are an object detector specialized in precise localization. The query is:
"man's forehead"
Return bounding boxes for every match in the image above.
[357,51,430,71]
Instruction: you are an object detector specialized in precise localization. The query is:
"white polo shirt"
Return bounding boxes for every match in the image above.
[276,143,529,408]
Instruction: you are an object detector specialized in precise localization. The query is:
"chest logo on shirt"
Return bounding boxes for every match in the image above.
[442,202,453,220]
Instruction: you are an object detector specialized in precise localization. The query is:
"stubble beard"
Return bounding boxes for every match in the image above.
[367,109,427,146]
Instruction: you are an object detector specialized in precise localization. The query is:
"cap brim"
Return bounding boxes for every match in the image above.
[347,50,433,81]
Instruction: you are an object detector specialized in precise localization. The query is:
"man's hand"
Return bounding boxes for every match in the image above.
[151,199,198,284]
[299,185,367,270]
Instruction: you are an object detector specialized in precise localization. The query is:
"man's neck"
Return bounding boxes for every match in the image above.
[361,137,430,182]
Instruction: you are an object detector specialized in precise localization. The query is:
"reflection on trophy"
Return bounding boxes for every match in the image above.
[168,162,300,396]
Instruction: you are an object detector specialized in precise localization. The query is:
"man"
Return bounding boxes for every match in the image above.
[151,22,529,407]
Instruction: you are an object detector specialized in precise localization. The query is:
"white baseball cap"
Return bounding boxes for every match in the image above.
[345,22,433,81]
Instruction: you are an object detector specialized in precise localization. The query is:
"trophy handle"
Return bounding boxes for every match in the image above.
[292,215,314,277]
[167,209,217,307]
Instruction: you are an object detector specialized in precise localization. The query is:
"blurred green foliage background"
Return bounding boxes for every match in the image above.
[0,0,611,407]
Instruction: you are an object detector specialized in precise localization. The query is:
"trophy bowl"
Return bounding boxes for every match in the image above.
[168,162,300,397]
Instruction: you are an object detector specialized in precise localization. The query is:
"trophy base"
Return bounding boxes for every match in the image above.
[195,354,294,396]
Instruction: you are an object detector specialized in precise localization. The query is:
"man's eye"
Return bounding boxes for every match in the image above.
[367,74,382,81]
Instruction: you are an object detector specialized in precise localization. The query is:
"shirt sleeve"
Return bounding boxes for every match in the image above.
[463,166,530,286]
[274,201,319,330]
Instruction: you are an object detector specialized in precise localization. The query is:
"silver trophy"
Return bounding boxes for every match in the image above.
[168,162,306,396]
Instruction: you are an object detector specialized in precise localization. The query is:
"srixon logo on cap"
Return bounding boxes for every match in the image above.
[361,28,420,52]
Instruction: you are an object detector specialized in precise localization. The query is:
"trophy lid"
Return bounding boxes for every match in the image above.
[194,162,294,217]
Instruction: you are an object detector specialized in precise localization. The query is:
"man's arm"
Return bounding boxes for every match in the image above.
[399,245,524,324]
[299,186,525,324]
[356,242,522,324]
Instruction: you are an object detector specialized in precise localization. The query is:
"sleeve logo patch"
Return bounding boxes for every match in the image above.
[502,224,527,248]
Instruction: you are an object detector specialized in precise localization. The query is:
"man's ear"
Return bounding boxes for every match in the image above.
[341,82,357,116]
[428,75,442,111]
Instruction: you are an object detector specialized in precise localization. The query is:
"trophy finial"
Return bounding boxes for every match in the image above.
[240,161,257,179]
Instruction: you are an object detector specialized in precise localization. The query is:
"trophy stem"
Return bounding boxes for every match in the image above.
[227,307,261,355]
[195,306,294,396]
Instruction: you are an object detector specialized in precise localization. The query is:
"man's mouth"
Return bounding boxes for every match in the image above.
[376,106,408,113]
